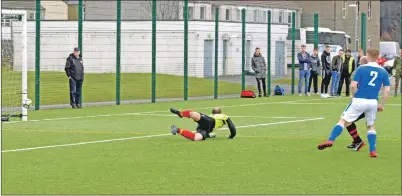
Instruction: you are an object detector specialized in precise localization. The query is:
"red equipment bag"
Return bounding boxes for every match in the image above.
[240,90,256,98]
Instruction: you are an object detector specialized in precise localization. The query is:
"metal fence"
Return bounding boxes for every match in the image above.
[2,0,395,110]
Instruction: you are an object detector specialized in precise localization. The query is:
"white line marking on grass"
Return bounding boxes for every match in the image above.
[217,117,324,130]
[228,115,318,119]
[3,98,330,124]
[135,113,316,119]
[285,102,401,106]
[2,117,324,153]
[1,134,171,153]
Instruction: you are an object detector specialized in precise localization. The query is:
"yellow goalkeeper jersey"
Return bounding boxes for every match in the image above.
[210,114,229,130]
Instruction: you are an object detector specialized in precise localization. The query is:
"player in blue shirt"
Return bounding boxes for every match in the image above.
[317,49,391,158]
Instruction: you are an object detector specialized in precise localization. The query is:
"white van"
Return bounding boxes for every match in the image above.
[306,44,342,60]
[380,41,400,59]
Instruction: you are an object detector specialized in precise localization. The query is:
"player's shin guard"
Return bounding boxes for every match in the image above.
[180,110,193,118]
[178,128,195,140]
[347,123,363,143]
[367,130,377,153]
[328,123,344,142]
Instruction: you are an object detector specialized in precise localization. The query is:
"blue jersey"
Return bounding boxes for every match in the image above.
[353,62,390,100]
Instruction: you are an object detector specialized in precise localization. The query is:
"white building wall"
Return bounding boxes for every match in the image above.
[190,3,212,20]
[1,27,12,40]
[11,21,289,77]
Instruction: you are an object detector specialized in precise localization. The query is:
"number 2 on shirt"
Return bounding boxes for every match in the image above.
[368,71,378,86]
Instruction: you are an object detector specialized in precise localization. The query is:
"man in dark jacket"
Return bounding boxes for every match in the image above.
[337,49,355,96]
[320,46,332,96]
[308,48,321,94]
[251,47,267,97]
[65,47,84,108]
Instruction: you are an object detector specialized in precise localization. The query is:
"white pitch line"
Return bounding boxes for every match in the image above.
[136,113,317,119]
[285,102,401,106]
[217,117,324,130]
[3,98,329,124]
[1,117,324,153]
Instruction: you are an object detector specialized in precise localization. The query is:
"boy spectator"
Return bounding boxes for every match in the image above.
[356,49,364,68]
[308,48,321,94]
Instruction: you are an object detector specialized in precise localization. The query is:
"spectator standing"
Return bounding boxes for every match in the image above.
[392,49,402,96]
[356,49,364,68]
[65,47,84,108]
[337,49,355,96]
[330,49,344,97]
[297,45,311,96]
[308,48,321,94]
[251,47,267,97]
[320,46,332,96]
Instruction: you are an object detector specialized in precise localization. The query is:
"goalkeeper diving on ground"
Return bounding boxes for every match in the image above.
[169,107,236,141]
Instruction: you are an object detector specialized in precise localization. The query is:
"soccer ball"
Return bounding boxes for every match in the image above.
[23,98,32,109]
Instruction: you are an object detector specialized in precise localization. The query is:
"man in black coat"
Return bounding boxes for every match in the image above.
[320,45,332,96]
[65,47,84,108]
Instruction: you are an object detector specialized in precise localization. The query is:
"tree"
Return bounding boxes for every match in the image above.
[141,0,183,20]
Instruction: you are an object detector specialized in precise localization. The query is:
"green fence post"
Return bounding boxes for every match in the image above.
[314,13,319,50]
[78,0,83,104]
[291,12,296,95]
[151,0,156,103]
[183,0,188,101]
[35,0,41,110]
[361,13,366,55]
[116,0,121,105]
[267,10,271,96]
[241,9,246,91]
[214,7,219,99]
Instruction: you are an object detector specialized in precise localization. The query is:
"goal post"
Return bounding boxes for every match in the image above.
[1,9,28,121]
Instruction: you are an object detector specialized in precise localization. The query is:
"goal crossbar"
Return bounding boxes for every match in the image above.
[1,9,28,121]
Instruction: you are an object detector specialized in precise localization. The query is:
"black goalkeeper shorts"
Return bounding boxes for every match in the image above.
[354,113,365,122]
[196,114,214,140]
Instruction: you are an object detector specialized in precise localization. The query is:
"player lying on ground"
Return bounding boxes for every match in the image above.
[169,107,236,141]
[317,52,391,158]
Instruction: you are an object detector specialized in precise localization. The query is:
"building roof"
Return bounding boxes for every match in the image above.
[2,0,45,11]
[196,1,302,11]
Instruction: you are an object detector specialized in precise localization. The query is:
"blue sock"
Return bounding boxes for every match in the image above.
[367,130,377,152]
[328,124,344,141]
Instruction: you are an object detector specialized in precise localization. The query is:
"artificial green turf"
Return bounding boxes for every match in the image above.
[2,96,401,194]
[1,70,255,106]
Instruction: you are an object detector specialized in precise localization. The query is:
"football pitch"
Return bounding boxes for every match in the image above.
[2,96,401,194]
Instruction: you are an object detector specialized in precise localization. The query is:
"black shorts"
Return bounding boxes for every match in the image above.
[196,114,214,140]
[354,113,365,122]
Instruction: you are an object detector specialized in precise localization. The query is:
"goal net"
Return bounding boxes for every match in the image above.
[1,10,28,121]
